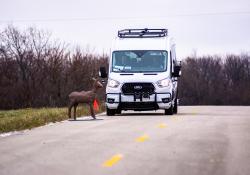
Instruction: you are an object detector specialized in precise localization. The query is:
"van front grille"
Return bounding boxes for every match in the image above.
[121,83,155,95]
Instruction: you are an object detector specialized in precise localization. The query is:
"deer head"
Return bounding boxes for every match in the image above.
[92,78,103,90]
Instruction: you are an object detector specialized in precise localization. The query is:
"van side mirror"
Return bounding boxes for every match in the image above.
[99,66,107,78]
[172,62,181,77]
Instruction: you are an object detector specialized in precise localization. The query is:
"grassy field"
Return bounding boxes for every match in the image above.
[0,104,105,133]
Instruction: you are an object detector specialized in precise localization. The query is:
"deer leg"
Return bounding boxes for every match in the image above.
[73,103,78,120]
[89,103,96,119]
[68,101,74,119]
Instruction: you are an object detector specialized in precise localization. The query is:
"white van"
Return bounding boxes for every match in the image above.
[99,28,181,116]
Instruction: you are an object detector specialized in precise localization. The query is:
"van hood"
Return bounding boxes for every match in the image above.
[109,72,169,84]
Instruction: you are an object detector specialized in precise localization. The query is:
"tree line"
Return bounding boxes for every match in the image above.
[179,54,250,105]
[0,26,108,109]
[0,26,249,109]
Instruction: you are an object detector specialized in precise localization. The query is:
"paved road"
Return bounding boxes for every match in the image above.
[0,106,250,175]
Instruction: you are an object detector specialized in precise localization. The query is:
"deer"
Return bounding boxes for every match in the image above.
[68,78,103,120]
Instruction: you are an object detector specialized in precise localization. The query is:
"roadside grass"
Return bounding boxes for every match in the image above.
[0,104,105,133]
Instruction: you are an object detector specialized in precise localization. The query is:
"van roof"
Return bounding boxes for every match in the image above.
[112,36,173,51]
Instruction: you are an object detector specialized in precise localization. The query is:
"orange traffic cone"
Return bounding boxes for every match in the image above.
[93,99,99,111]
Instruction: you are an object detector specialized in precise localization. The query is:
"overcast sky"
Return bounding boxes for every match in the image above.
[1,0,250,58]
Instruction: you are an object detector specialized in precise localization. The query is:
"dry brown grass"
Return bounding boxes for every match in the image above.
[0,104,105,133]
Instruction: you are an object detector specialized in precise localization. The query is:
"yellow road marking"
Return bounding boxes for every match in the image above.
[102,154,123,167]
[158,123,167,128]
[172,116,178,121]
[191,109,199,115]
[135,134,149,142]
[191,111,197,114]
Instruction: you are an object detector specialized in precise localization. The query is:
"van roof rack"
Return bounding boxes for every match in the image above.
[118,28,168,38]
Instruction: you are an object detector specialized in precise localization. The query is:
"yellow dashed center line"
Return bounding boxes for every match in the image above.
[135,134,149,142]
[102,154,123,167]
[172,116,178,121]
[191,111,197,114]
[158,123,167,128]
[191,109,199,115]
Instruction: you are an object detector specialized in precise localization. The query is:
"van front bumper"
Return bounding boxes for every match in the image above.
[106,92,172,110]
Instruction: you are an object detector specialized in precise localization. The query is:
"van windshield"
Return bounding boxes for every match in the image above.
[112,50,168,72]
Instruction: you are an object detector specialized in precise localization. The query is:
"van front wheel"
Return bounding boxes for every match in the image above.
[165,105,173,115]
[173,98,178,114]
[116,109,122,115]
[106,108,116,116]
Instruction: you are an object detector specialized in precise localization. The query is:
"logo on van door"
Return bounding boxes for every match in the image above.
[134,85,143,90]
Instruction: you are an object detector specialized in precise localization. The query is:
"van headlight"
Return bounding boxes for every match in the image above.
[107,79,120,88]
[157,78,171,88]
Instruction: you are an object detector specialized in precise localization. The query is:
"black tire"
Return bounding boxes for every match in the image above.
[165,105,173,115]
[106,107,116,116]
[173,98,178,114]
[116,109,122,115]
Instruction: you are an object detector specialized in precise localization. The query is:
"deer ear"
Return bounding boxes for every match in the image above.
[92,78,96,81]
